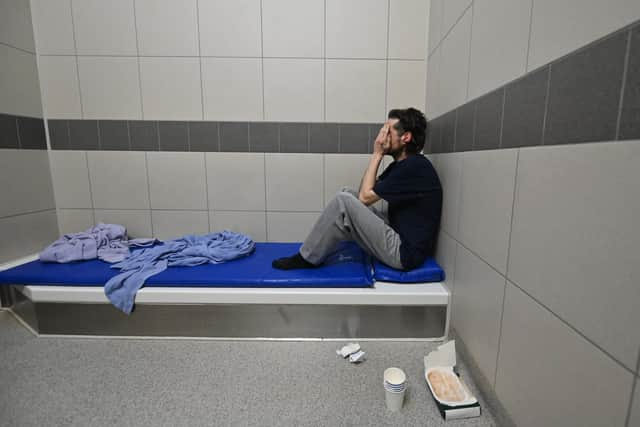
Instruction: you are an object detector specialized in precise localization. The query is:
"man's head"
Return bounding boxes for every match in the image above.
[385,108,428,156]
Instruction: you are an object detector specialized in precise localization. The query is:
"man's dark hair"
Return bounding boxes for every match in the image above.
[387,108,428,154]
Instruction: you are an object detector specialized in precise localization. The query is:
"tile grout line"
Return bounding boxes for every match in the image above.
[540,65,552,145]
[143,152,154,237]
[36,53,426,60]
[0,207,57,221]
[96,120,101,150]
[186,122,192,151]
[263,153,268,241]
[216,122,221,152]
[384,0,390,115]
[0,41,35,55]
[202,153,211,231]
[15,117,22,149]
[125,120,132,150]
[615,29,632,141]
[259,0,265,121]
[624,349,639,427]
[430,2,474,58]
[132,0,144,120]
[497,88,506,149]
[493,148,520,387]
[247,123,251,152]
[523,0,534,72]
[84,151,97,225]
[68,0,84,119]
[65,120,71,150]
[195,0,205,121]
[464,1,474,102]
[323,0,327,122]
[439,228,639,377]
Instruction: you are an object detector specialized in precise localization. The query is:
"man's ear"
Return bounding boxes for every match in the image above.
[401,131,412,144]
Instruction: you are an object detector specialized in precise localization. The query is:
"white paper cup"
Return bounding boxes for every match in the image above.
[384,381,406,392]
[384,367,406,385]
[383,367,407,411]
[385,386,406,411]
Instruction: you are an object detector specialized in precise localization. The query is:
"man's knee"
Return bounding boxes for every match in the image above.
[339,187,358,198]
[335,190,359,204]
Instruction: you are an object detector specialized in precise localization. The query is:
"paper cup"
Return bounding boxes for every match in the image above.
[384,367,406,385]
[384,367,407,411]
[385,386,406,411]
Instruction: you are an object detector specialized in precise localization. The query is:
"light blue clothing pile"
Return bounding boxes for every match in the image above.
[104,231,255,314]
[39,223,157,263]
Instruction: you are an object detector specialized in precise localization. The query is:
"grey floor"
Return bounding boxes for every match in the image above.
[0,310,497,426]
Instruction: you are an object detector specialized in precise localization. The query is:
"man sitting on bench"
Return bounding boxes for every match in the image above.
[272,107,442,272]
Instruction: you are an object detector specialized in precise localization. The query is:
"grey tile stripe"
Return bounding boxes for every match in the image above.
[539,64,552,145]
[615,30,633,140]
[428,18,640,153]
[440,226,637,377]
[15,116,22,149]
[497,87,506,148]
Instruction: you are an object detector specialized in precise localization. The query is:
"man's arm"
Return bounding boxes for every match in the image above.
[358,124,388,206]
[358,154,383,206]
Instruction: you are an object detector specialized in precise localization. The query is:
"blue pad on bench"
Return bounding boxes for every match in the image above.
[0,242,373,288]
[373,258,445,283]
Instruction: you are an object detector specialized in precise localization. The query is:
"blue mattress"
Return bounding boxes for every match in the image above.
[373,258,445,283]
[0,242,374,288]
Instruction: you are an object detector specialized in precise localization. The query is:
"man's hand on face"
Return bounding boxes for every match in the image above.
[373,123,391,156]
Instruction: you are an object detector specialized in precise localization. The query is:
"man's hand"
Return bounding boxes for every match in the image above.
[373,123,390,156]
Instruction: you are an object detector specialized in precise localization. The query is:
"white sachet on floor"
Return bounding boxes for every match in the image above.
[348,350,366,363]
[336,343,361,358]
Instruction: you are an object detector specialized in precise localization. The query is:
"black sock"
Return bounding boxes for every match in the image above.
[272,252,318,270]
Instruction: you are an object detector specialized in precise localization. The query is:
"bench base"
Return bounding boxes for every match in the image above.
[9,285,449,340]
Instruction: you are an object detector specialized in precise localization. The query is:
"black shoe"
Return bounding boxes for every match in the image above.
[272,252,319,270]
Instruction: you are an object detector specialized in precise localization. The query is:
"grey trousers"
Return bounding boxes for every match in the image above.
[299,187,403,269]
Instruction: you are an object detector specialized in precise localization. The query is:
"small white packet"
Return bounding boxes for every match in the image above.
[349,350,366,363]
[336,343,361,358]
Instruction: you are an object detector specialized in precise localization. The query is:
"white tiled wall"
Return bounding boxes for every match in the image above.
[0,0,35,53]
[495,282,635,427]
[77,57,142,120]
[527,0,640,72]
[49,151,401,243]
[139,58,202,120]
[432,140,640,425]
[0,150,56,218]
[0,44,42,117]
[32,0,430,122]
[0,1,59,263]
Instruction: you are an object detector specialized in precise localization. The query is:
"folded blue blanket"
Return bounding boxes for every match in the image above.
[104,231,255,314]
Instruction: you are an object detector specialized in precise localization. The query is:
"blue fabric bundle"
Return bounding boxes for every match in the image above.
[105,231,255,314]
